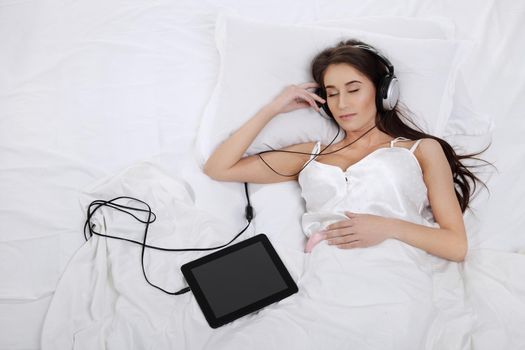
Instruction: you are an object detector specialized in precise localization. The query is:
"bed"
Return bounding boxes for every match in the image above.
[1,0,525,349]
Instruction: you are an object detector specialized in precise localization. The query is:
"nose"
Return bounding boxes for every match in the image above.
[337,93,348,110]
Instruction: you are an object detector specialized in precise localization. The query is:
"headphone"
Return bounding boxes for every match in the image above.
[315,43,400,116]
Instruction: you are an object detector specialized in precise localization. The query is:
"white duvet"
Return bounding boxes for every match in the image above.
[40,162,525,350]
[2,0,525,349]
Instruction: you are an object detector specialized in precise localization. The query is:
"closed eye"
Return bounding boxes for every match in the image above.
[327,89,359,97]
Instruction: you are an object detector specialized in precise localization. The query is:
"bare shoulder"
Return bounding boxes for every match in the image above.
[416,138,442,154]
[413,138,448,174]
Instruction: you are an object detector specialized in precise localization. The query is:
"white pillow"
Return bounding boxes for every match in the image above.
[313,17,494,138]
[309,16,456,40]
[444,73,494,137]
[195,12,473,166]
[195,13,478,253]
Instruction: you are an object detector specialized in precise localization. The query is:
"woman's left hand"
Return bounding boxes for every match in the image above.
[322,211,395,249]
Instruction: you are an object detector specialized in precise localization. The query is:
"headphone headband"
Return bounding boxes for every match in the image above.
[352,44,394,75]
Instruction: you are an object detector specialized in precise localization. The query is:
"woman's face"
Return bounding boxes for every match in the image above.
[323,63,377,132]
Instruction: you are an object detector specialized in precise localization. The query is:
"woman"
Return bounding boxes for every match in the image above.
[202,39,491,349]
[203,39,489,262]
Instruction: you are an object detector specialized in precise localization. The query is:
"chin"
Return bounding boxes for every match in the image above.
[340,120,373,133]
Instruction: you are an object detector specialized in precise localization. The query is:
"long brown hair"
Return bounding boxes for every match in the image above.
[311,39,493,213]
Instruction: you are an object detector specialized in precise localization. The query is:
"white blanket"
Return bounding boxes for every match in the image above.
[41,162,525,350]
[2,0,525,348]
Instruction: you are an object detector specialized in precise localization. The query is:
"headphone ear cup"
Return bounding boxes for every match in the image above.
[377,74,399,111]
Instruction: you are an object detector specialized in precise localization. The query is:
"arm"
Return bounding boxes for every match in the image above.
[389,218,467,262]
[391,138,467,262]
[203,83,325,183]
[203,103,277,176]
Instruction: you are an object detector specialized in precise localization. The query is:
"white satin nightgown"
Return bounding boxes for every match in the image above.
[298,136,438,248]
[292,136,439,349]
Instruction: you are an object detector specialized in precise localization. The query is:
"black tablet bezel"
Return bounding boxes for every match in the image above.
[181,233,298,329]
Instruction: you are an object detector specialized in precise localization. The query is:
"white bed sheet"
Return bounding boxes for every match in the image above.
[1,0,524,349]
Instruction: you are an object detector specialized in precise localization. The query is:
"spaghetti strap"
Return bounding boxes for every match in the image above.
[309,141,321,161]
[390,137,411,148]
[409,139,423,153]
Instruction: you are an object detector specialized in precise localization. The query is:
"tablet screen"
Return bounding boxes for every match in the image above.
[191,240,289,317]
[181,234,298,328]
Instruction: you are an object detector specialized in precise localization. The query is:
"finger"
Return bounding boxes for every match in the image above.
[327,237,356,246]
[323,228,337,238]
[324,227,350,239]
[297,91,320,111]
[306,90,326,104]
[326,232,355,244]
[338,240,361,249]
[293,98,310,106]
[326,220,352,231]
[298,82,320,89]
[345,211,358,218]
[323,229,335,240]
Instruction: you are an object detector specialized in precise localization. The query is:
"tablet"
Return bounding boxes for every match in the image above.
[181,233,298,328]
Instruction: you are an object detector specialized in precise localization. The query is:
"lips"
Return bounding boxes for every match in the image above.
[339,113,357,119]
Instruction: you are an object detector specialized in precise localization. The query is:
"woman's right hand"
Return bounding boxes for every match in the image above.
[267,82,326,115]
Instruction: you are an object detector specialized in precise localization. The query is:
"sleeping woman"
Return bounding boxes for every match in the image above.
[203,38,488,262]
[201,39,490,349]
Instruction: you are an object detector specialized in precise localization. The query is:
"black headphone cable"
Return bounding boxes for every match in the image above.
[257,123,377,177]
[84,183,254,296]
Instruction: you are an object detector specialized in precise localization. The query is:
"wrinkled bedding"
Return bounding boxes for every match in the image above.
[1,0,525,349]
